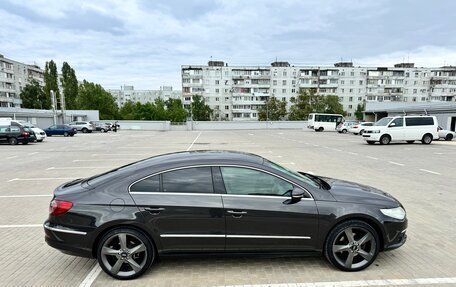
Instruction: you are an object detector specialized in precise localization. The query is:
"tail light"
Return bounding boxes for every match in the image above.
[49,200,73,216]
[353,125,359,128]
[22,132,29,136]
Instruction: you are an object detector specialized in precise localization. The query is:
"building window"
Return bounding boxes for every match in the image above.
[340,80,345,85]
[225,105,229,110]
[282,80,287,85]
[215,97,220,101]
[283,71,287,76]
[282,89,286,93]
[215,80,220,85]
[350,80,354,85]
[349,89,353,93]
[215,89,220,93]
[350,72,355,76]
[348,105,353,109]
[291,89,296,93]
[358,97,362,101]
[359,80,363,85]
[413,89,417,94]
[282,97,286,101]
[349,97,353,102]
[273,80,277,85]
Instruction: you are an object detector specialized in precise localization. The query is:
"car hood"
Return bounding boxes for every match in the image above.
[322,177,400,207]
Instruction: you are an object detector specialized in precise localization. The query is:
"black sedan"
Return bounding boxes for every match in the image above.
[44,151,407,280]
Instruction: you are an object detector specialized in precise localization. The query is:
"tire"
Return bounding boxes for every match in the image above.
[318,127,324,132]
[445,134,453,141]
[23,142,28,145]
[359,130,365,135]
[70,134,74,137]
[366,141,375,145]
[342,129,347,134]
[63,132,69,137]
[82,128,88,133]
[8,138,18,145]
[325,220,380,272]
[421,134,433,144]
[353,133,358,135]
[37,139,43,142]
[101,128,106,133]
[97,228,155,280]
[379,135,391,145]
[406,140,414,144]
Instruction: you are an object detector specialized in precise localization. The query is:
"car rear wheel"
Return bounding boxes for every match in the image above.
[325,220,379,272]
[101,128,106,133]
[97,228,154,280]
[421,134,432,144]
[342,129,347,134]
[63,132,69,137]
[82,128,88,133]
[406,140,414,144]
[379,135,391,145]
[8,138,18,145]
[359,130,365,135]
[445,134,453,141]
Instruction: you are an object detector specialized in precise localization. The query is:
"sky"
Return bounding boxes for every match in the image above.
[1,0,456,90]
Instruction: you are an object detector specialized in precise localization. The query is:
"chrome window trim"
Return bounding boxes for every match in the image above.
[128,164,314,200]
[44,224,87,235]
[160,234,311,240]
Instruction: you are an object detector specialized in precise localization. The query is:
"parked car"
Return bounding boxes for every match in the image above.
[90,121,109,133]
[44,150,407,280]
[348,122,374,135]
[362,115,439,145]
[44,125,77,137]
[437,126,455,141]
[336,120,359,133]
[68,121,94,133]
[14,121,47,142]
[104,122,113,131]
[0,120,36,145]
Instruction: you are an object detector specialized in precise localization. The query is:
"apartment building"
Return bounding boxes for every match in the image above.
[182,61,456,121]
[108,85,182,107]
[0,54,44,108]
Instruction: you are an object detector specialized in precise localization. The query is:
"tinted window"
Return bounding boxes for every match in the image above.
[162,167,213,193]
[131,175,160,192]
[10,126,20,132]
[405,117,434,126]
[390,118,403,127]
[221,167,293,197]
[49,125,57,129]
[0,126,9,132]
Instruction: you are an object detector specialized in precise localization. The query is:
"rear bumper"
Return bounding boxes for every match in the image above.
[44,222,93,258]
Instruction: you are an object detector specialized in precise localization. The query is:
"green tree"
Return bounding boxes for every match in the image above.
[77,80,118,120]
[61,62,79,109]
[43,60,60,109]
[288,89,345,120]
[190,95,212,121]
[20,80,50,109]
[257,97,287,121]
[165,98,187,122]
[354,103,365,120]
[118,101,136,120]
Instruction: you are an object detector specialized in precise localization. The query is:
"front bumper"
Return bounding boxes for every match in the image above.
[363,133,381,141]
[382,218,408,251]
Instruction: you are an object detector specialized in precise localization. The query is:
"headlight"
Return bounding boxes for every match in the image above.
[380,207,406,220]
[372,130,381,133]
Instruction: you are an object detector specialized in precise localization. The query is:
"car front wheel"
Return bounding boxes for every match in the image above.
[325,220,379,272]
[82,128,88,133]
[97,228,155,280]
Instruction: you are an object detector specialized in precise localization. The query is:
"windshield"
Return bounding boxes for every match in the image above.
[374,117,393,126]
[267,160,321,189]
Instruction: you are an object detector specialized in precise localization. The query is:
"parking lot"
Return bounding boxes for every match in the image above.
[1,129,455,287]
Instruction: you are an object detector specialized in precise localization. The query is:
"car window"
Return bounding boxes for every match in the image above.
[0,126,9,132]
[162,167,213,193]
[390,118,403,127]
[405,117,434,126]
[10,126,20,132]
[221,167,293,197]
[130,175,160,192]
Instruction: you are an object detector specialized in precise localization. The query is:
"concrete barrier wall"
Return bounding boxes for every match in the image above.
[113,121,308,130]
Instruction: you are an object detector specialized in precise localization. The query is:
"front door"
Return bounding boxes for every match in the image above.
[129,167,225,253]
[219,166,318,252]
[387,117,404,141]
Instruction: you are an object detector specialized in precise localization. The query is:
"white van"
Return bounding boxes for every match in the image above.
[362,115,439,145]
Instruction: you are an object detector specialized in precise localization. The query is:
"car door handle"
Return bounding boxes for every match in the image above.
[145,207,165,215]
[227,210,247,216]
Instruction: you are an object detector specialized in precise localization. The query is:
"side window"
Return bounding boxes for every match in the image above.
[405,117,434,126]
[130,175,160,192]
[162,167,213,193]
[221,167,293,197]
[10,126,20,132]
[0,126,8,132]
[390,118,403,127]
[49,125,56,129]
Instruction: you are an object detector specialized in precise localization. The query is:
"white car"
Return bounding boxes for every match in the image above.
[14,121,47,142]
[68,121,95,133]
[336,121,359,133]
[438,126,455,141]
[363,115,439,145]
[348,122,374,135]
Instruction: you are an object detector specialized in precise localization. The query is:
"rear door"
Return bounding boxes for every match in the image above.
[129,166,225,253]
[219,166,318,252]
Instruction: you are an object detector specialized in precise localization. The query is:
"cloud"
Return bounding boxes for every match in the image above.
[1,0,456,90]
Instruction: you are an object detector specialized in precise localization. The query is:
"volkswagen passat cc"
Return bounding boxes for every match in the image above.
[44,151,407,280]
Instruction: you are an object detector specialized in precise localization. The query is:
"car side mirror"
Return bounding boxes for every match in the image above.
[389,123,396,127]
[284,187,305,204]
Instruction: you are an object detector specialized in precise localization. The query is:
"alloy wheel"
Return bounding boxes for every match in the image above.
[332,227,376,270]
[100,232,148,278]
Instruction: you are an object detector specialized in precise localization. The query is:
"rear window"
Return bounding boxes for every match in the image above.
[130,175,160,192]
[405,117,434,126]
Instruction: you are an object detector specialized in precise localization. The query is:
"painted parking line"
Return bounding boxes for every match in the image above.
[0,224,42,228]
[212,277,456,287]
[187,131,202,151]
[92,153,148,156]
[0,194,50,198]
[7,177,75,182]
[73,159,137,162]
[28,152,38,155]
[348,152,358,155]
[419,169,441,175]
[79,263,102,287]
[366,156,378,160]
[46,167,112,170]
[6,155,18,159]
[389,161,405,166]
